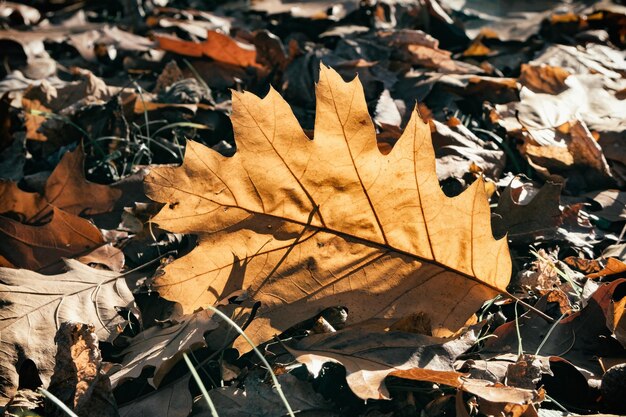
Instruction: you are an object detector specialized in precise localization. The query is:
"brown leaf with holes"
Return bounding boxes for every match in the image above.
[145,65,511,351]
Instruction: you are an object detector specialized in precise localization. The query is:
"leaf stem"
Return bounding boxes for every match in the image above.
[505,293,555,323]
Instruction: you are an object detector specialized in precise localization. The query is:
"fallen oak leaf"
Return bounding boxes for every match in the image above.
[0,206,105,273]
[195,371,334,417]
[0,260,137,405]
[0,180,47,221]
[287,322,478,399]
[0,144,122,223]
[118,376,191,417]
[155,30,260,68]
[107,309,219,389]
[145,64,511,350]
[288,321,537,402]
[43,144,123,218]
[491,177,563,245]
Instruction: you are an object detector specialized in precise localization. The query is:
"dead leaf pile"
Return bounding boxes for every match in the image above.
[1,0,626,416]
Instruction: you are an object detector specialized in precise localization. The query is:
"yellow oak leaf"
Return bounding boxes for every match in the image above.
[145,65,511,347]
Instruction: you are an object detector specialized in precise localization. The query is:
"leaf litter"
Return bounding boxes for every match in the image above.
[0,0,626,416]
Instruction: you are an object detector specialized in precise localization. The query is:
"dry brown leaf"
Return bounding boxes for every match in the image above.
[155,30,259,68]
[585,190,626,222]
[21,71,124,143]
[118,377,191,417]
[492,177,563,244]
[107,309,219,388]
[483,280,626,379]
[519,64,571,95]
[390,368,467,390]
[430,118,505,182]
[287,323,479,399]
[513,119,614,189]
[0,146,123,223]
[0,206,104,273]
[380,30,481,74]
[145,65,511,349]
[77,244,125,272]
[605,280,626,349]
[0,260,136,405]
[46,323,117,417]
[196,372,335,417]
[44,145,123,217]
[0,180,47,220]
[587,258,626,280]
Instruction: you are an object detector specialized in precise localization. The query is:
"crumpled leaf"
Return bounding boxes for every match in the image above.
[519,64,571,95]
[145,65,511,350]
[436,0,591,41]
[67,26,154,63]
[379,29,482,74]
[46,322,117,417]
[287,322,478,399]
[0,260,136,404]
[493,45,626,173]
[3,388,44,417]
[393,367,540,406]
[21,70,125,143]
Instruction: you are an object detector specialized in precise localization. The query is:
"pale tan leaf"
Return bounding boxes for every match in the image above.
[145,64,511,349]
[0,260,136,404]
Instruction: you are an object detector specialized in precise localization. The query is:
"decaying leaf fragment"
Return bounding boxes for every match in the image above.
[46,323,117,417]
[145,65,511,349]
[0,260,136,404]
